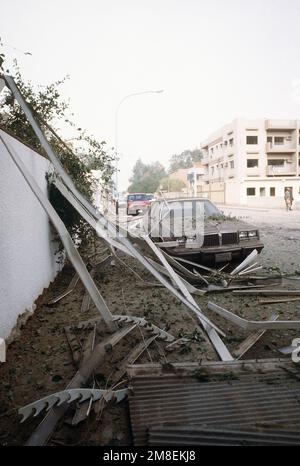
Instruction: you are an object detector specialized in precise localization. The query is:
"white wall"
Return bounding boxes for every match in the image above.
[0,129,61,340]
[225,179,300,208]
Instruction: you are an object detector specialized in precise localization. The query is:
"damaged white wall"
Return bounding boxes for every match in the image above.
[0,129,61,341]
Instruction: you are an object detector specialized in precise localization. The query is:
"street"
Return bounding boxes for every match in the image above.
[218,204,300,273]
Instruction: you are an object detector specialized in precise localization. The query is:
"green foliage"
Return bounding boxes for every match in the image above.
[0,60,115,245]
[159,177,186,192]
[168,148,203,173]
[128,158,166,193]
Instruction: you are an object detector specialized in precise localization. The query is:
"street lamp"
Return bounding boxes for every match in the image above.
[114,89,164,211]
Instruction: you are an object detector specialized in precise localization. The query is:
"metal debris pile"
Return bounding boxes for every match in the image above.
[127,359,300,446]
[2,73,300,446]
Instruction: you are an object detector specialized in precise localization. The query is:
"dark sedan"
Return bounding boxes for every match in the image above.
[146,197,264,265]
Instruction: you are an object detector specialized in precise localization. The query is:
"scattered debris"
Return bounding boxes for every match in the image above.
[230,249,258,276]
[233,289,300,296]
[141,235,232,361]
[145,256,206,296]
[19,388,128,423]
[127,359,300,445]
[259,297,300,305]
[71,334,159,426]
[171,256,217,274]
[208,302,300,330]
[238,265,263,276]
[64,326,82,367]
[232,313,279,359]
[47,273,79,305]
[25,324,137,445]
[3,73,300,448]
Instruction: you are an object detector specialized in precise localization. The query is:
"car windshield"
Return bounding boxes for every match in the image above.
[148,199,221,237]
[159,199,221,218]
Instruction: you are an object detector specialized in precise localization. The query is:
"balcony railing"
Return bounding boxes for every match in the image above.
[265,119,297,130]
[267,164,296,176]
[246,167,260,176]
[224,145,235,155]
[266,142,295,153]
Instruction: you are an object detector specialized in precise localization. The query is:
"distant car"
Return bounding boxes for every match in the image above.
[127,193,155,216]
[145,197,264,265]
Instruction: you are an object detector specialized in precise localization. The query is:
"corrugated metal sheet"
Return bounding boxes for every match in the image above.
[128,360,300,445]
[148,425,300,446]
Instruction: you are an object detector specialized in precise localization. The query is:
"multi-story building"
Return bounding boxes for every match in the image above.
[200,118,300,207]
[187,162,206,196]
[168,168,190,188]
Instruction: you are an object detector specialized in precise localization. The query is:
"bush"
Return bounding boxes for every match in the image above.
[0,60,115,247]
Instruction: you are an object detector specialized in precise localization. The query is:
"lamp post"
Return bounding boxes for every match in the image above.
[114,89,164,213]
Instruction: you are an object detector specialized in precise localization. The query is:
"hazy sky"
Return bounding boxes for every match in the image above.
[1,0,300,190]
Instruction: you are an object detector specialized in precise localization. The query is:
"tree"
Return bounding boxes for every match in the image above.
[0,59,115,243]
[168,148,203,173]
[159,177,186,192]
[128,159,166,193]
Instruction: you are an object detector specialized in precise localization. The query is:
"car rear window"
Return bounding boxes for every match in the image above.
[128,194,152,201]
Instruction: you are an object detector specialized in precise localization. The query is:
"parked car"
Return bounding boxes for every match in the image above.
[145,197,264,265]
[127,193,155,216]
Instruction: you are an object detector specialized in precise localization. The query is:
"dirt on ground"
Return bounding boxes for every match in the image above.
[0,239,215,446]
[1,207,300,446]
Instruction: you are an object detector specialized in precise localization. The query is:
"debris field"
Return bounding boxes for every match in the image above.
[1,73,300,446]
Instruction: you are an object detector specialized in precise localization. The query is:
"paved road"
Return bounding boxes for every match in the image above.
[217,204,300,273]
[217,203,300,228]
[97,198,300,273]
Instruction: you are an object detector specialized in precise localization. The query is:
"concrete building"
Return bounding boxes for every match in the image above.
[187,162,206,196]
[200,118,300,207]
[168,168,189,187]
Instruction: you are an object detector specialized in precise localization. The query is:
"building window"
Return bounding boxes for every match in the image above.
[268,159,284,166]
[246,135,258,145]
[230,160,234,169]
[270,187,276,196]
[267,136,272,143]
[247,159,258,168]
[274,136,284,145]
[229,138,234,147]
[260,187,266,196]
[247,188,256,196]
